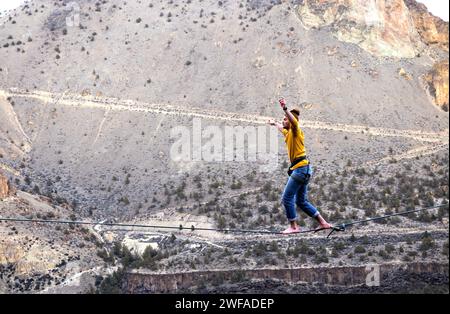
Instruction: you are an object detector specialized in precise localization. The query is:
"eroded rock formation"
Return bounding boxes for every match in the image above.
[424,60,449,111]
[404,0,449,51]
[296,0,422,58]
[0,172,9,199]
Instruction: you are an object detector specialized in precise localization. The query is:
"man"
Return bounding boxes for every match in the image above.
[268,98,332,234]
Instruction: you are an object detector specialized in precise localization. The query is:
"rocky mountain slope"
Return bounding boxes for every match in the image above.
[0,0,448,293]
[0,189,110,293]
[0,0,448,218]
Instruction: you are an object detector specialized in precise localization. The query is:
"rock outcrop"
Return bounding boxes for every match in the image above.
[0,171,9,199]
[123,262,449,293]
[404,0,449,51]
[0,239,61,276]
[295,0,449,58]
[424,60,449,111]
[296,0,422,58]
[295,0,448,110]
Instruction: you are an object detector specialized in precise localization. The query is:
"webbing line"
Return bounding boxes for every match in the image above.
[0,204,447,237]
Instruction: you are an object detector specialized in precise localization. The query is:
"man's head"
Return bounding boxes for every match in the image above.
[282,108,300,129]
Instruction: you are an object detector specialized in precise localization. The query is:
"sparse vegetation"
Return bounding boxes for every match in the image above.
[0,0,448,295]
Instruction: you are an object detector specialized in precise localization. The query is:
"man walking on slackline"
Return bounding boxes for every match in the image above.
[268,98,332,234]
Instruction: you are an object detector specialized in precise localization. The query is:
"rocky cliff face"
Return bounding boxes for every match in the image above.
[404,0,449,52]
[296,0,448,59]
[0,0,447,217]
[405,0,449,112]
[123,262,449,293]
[0,190,105,293]
[296,0,422,58]
[296,0,449,110]
[425,60,449,111]
[0,239,61,275]
[0,172,9,199]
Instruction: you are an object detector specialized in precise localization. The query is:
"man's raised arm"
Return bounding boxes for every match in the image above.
[279,98,298,127]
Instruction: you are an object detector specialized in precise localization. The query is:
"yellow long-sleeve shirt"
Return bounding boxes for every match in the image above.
[281,116,309,170]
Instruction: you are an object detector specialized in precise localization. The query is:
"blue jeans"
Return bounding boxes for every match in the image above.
[282,165,319,221]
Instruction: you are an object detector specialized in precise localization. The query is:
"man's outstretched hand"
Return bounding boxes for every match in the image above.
[279,98,287,110]
[267,119,276,126]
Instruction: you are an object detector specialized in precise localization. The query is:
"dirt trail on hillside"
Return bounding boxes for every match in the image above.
[2,88,448,144]
[361,142,449,168]
[1,88,448,244]
[0,162,20,176]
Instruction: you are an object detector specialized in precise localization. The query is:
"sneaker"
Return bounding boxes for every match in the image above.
[282,226,300,234]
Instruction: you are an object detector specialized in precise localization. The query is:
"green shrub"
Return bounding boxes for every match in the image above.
[419,235,435,251]
[385,244,395,254]
[98,268,125,294]
[442,241,449,257]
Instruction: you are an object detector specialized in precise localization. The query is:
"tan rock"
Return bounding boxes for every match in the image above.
[404,0,449,51]
[252,56,266,68]
[103,231,116,243]
[297,0,422,58]
[0,241,24,264]
[326,46,339,56]
[368,69,379,78]
[0,171,9,199]
[398,67,413,80]
[0,240,61,276]
[424,60,449,111]
[15,246,60,276]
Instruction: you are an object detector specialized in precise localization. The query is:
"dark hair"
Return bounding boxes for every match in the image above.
[290,108,300,119]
